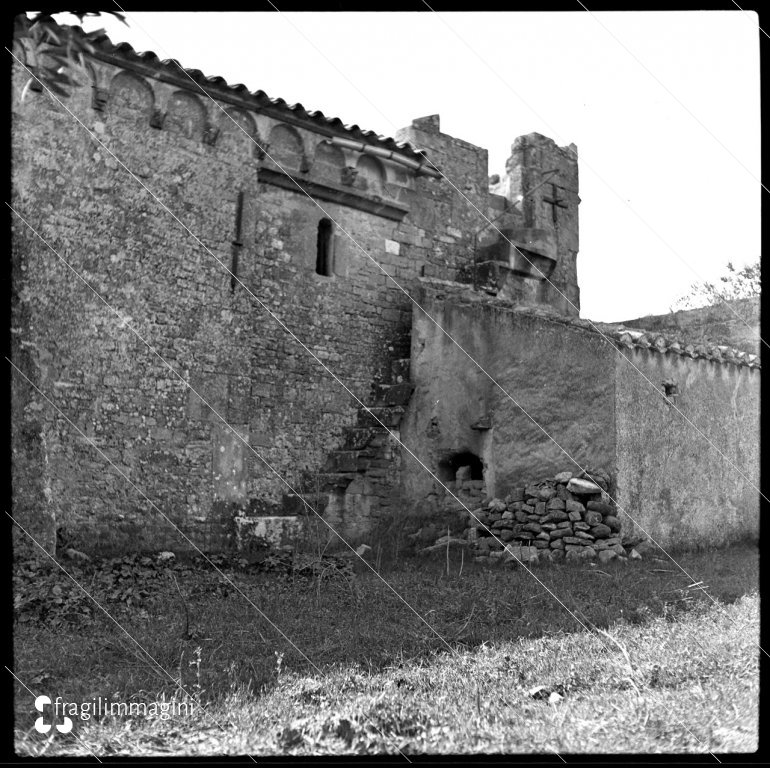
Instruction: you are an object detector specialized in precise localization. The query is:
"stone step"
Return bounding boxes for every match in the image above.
[323,450,359,473]
[357,405,407,428]
[341,426,380,451]
[317,471,357,490]
[390,358,411,383]
[372,381,414,407]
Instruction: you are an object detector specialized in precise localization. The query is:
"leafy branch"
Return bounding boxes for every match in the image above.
[673,259,760,311]
[13,11,127,100]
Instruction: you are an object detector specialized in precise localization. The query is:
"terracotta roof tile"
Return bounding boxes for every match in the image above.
[21,16,425,160]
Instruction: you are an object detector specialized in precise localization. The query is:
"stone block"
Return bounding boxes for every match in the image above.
[488,498,507,512]
[503,543,538,562]
[567,478,603,495]
[563,537,583,545]
[634,539,657,556]
[543,510,568,523]
[565,500,585,514]
[553,471,572,483]
[604,515,621,532]
[550,539,565,549]
[546,498,565,510]
[538,487,556,501]
[586,500,614,516]
[584,510,603,526]
[568,511,582,522]
[598,549,617,564]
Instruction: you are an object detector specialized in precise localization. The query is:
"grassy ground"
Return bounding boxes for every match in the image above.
[13,541,759,756]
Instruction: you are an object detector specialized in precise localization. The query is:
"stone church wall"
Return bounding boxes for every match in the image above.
[404,281,760,551]
[12,26,560,555]
[11,20,757,558]
[614,347,760,549]
[401,281,617,508]
[10,49,423,554]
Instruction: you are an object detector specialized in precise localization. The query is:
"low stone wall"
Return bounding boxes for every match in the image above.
[436,470,651,565]
[436,477,487,513]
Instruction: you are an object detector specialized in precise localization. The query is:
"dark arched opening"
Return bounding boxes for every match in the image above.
[437,451,484,482]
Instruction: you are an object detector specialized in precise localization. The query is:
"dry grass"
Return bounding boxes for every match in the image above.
[13,541,759,756]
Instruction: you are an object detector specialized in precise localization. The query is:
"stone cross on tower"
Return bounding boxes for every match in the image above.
[497,133,580,316]
[542,183,567,226]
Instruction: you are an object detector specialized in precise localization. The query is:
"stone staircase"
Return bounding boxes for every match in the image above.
[312,356,413,528]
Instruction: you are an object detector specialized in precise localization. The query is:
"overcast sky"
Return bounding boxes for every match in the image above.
[58,10,760,322]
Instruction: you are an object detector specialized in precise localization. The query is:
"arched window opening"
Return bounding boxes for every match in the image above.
[355,154,385,194]
[437,451,484,483]
[316,218,334,276]
[268,123,304,170]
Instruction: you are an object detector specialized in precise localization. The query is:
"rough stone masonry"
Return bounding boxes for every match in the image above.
[11,18,759,558]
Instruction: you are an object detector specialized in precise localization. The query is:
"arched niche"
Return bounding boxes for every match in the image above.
[216,108,259,156]
[164,90,206,140]
[355,154,385,194]
[107,70,154,121]
[437,451,484,483]
[267,123,305,171]
[313,141,346,185]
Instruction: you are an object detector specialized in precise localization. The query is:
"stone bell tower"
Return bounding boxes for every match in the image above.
[488,133,581,317]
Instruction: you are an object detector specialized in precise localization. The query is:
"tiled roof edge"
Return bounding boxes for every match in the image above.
[417,278,761,370]
[15,14,428,161]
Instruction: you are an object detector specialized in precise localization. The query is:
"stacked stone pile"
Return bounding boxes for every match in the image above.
[448,470,646,566]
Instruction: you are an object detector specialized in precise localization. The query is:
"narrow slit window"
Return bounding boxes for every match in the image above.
[316,218,334,276]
